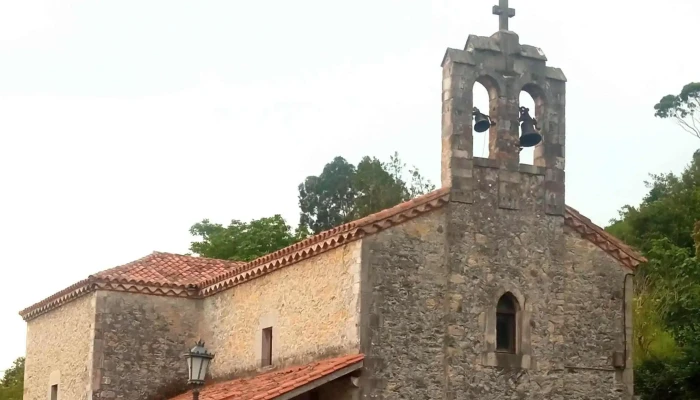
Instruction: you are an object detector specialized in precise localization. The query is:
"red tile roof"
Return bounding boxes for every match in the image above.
[169,353,364,400]
[93,251,244,286]
[198,187,451,297]
[18,252,243,321]
[19,187,645,321]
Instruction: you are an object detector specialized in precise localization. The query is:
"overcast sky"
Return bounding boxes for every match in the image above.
[1,0,698,371]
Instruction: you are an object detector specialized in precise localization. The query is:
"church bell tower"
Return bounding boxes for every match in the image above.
[441,0,566,214]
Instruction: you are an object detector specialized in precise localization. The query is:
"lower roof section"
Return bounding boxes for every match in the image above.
[170,353,364,400]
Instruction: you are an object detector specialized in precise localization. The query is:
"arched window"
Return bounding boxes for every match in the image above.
[496,293,518,353]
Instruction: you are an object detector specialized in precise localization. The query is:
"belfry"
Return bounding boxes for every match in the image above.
[441,0,566,213]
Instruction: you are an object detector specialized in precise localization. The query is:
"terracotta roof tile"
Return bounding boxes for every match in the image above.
[18,252,243,320]
[93,251,244,287]
[20,187,645,321]
[198,188,451,296]
[169,353,364,400]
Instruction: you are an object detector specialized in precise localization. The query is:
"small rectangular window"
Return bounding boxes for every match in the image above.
[262,327,273,367]
[50,384,58,400]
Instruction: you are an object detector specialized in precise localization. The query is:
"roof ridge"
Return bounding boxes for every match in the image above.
[20,187,647,321]
[93,252,159,278]
[197,187,451,290]
[149,251,246,264]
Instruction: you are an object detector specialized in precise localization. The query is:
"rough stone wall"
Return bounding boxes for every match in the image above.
[564,226,634,395]
[202,240,361,378]
[24,293,95,400]
[359,209,448,399]
[92,291,200,400]
[360,166,632,399]
[441,165,630,399]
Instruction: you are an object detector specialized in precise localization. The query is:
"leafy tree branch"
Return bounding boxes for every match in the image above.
[654,82,700,139]
[0,357,24,400]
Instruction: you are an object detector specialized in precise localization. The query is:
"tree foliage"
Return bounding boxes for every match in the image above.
[654,82,700,139]
[298,152,435,234]
[298,157,357,234]
[189,152,434,261]
[608,151,700,253]
[607,151,700,399]
[0,357,24,400]
[189,215,303,262]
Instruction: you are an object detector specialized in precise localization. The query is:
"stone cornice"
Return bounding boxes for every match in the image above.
[19,278,96,321]
[19,277,198,321]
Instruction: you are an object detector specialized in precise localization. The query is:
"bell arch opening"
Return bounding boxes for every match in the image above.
[473,83,490,158]
[473,75,500,159]
[520,83,546,166]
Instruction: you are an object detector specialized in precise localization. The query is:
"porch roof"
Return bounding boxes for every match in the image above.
[170,353,364,400]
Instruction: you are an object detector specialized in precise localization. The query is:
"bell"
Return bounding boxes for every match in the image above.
[518,107,542,147]
[473,108,492,133]
[519,120,542,147]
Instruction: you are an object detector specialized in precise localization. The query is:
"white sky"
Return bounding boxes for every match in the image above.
[1,0,698,371]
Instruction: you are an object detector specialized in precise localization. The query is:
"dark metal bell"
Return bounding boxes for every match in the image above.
[519,120,542,147]
[473,108,492,133]
[518,107,542,147]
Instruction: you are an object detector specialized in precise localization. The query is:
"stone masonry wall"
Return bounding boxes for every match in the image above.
[202,240,362,378]
[563,225,634,395]
[360,165,632,399]
[359,208,448,398]
[24,293,95,400]
[92,291,200,400]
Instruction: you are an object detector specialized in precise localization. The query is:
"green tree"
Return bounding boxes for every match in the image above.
[633,238,700,399]
[188,152,431,261]
[0,357,24,400]
[298,152,435,234]
[607,152,700,399]
[189,215,303,262]
[353,156,408,219]
[607,151,700,253]
[654,82,700,139]
[298,157,357,234]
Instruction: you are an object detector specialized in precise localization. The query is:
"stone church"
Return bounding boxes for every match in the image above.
[20,4,645,400]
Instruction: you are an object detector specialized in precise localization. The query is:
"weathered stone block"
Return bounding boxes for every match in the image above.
[498,182,519,210]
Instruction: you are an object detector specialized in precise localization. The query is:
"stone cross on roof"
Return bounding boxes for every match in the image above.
[492,0,515,31]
